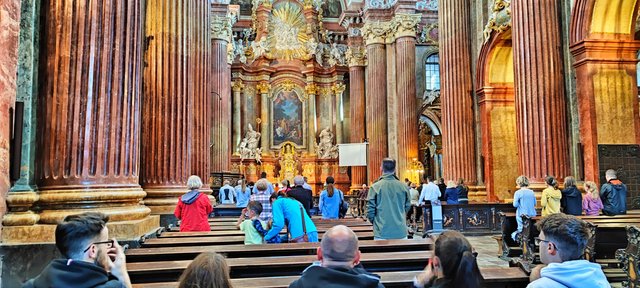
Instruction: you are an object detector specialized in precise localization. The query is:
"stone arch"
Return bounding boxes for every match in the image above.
[571,0,640,43]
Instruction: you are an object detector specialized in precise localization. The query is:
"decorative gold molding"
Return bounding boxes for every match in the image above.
[257,81,271,94]
[345,45,367,67]
[280,79,296,92]
[332,83,346,95]
[318,86,333,98]
[232,79,245,92]
[390,14,421,40]
[305,83,318,95]
[362,21,391,45]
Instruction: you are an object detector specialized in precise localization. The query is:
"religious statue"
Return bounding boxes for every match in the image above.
[316,127,338,159]
[427,135,437,158]
[278,142,299,183]
[238,124,263,163]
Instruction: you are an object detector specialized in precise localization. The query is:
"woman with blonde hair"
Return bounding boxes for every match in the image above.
[512,175,536,240]
[583,181,604,216]
[444,181,459,204]
[174,175,213,232]
[178,252,232,288]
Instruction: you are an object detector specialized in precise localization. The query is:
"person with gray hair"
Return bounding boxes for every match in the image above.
[600,169,627,215]
[288,225,383,288]
[367,158,412,240]
[174,175,213,232]
[219,180,235,204]
[288,175,314,217]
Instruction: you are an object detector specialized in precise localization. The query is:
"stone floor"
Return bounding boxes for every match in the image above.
[466,236,511,268]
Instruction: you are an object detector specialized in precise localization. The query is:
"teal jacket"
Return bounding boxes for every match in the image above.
[367,173,411,239]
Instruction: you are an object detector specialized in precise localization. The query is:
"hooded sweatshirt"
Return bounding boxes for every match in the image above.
[289,263,384,288]
[560,186,582,216]
[541,187,562,217]
[174,190,212,232]
[601,179,627,216]
[23,259,124,288]
[582,193,604,216]
[526,259,610,288]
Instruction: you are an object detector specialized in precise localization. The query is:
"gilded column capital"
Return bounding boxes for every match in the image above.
[362,21,391,45]
[332,83,346,95]
[345,46,367,67]
[305,83,318,95]
[211,15,232,42]
[390,14,421,40]
[232,79,245,92]
[257,81,271,94]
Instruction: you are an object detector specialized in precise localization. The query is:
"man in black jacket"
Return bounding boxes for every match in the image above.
[289,225,384,288]
[24,212,131,288]
[601,169,628,216]
[288,175,314,217]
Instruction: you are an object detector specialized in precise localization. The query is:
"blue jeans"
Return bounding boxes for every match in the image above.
[307,231,319,242]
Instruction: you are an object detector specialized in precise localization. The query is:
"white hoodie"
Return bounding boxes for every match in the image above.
[527,259,610,288]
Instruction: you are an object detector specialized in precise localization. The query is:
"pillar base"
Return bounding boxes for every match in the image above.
[468,185,487,203]
[1,215,159,244]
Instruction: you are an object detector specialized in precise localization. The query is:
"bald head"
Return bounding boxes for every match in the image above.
[320,225,359,265]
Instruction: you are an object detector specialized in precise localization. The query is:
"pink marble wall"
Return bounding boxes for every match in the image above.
[0,0,22,235]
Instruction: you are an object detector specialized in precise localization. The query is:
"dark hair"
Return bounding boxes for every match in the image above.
[55,212,109,258]
[326,176,335,197]
[434,231,481,288]
[425,175,433,182]
[260,172,267,178]
[178,252,233,288]
[382,158,396,174]
[247,201,263,216]
[536,213,590,261]
[545,176,559,189]
[457,178,465,185]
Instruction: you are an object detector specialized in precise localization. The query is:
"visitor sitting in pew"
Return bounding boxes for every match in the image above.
[265,191,319,243]
[288,225,384,288]
[236,201,267,245]
[527,213,609,288]
[582,181,603,216]
[319,176,343,220]
[252,172,274,194]
[177,252,232,288]
[413,230,481,288]
[560,176,582,216]
[541,176,562,217]
[456,178,469,204]
[234,179,251,208]
[512,175,537,241]
[444,181,459,204]
[251,179,273,221]
[24,212,132,288]
[174,175,213,232]
[219,180,235,204]
[601,169,627,216]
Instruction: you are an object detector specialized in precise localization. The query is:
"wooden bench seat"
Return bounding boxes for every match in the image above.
[126,239,433,262]
[142,231,375,247]
[164,224,374,236]
[170,221,373,232]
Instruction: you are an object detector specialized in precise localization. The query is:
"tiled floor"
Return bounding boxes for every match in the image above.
[466,235,511,268]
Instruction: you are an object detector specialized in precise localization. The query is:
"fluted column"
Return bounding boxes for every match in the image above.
[17,0,157,243]
[257,81,272,154]
[439,0,477,184]
[210,9,232,173]
[393,14,421,182]
[306,83,318,155]
[333,83,346,144]
[512,0,569,182]
[142,0,198,215]
[347,45,367,187]
[191,0,212,193]
[362,22,389,182]
[232,80,244,153]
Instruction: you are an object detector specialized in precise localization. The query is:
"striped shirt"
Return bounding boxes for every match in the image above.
[251,191,272,221]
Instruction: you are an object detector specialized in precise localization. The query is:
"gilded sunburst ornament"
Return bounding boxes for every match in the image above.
[265,3,312,61]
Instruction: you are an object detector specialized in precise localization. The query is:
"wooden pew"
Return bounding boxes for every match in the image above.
[142,231,376,247]
[159,225,373,238]
[126,239,433,262]
[614,225,640,287]
[169,220,373,232]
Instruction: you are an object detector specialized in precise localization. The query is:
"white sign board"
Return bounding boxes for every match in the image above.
[337,143,368,167]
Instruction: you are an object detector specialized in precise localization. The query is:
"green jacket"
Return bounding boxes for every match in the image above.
[367,173,411,239]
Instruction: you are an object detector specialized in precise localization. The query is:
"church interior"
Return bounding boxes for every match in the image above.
[0,0,639,287]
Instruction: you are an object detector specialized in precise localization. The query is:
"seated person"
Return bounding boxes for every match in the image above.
[264,192,319,243]
[177,252,232,288]
[289,225,384,288]
[219,180,235,204]
[541,176,562,217]
[527,213,609,288]
[413,231,481,288]
[601,169,627,216]
[236,201,267,244]
[24,212,132,288]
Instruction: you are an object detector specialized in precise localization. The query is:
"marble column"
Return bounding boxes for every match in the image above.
[191,0,212,193]
[232,79,244,153]
[257,81,271,154]
[13,0,157,243]
[0,0,21,238]
[347,45,367,187]
[393,14,421,182]
[512,0,569,182]
[210,10,232,173]
[439,0,477,184]
[305,83,318,155]
[332,83,346,144]
[362,22,389,182]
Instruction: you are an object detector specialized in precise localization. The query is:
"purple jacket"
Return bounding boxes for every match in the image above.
[582,193,603,216]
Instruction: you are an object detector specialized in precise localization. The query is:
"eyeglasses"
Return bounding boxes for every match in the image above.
[534,237,550,246]
[83,239,115,253]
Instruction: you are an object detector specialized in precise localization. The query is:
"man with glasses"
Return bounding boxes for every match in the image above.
[24,212,132,288]
[528,213,608,288]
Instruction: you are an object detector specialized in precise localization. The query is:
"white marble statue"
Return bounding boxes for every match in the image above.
[316,127,339,159]
[238,124,262,163]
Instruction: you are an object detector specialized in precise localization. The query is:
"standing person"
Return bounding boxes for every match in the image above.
[252,172,274,195]
[279,179,291,194]
[250,179,273,221]
[367,158,412,240]
[302,176,313,190]
[437,178,447,202]
[174,175,213,232]
[24,213,132,288]
[444,181,459,204]
[512,176,536,241]
[177,252,233,288]
[582,181,604,216]
[219,180,235,204]
[357,184,369,218]
[418,176,440,205]
[541,176,562,217]
[456,178,469,204]
[319,176,343,220]
[600,169,628,216]
[235,179,251,208]
[288,175,314,217]
[560,176,582,216]
[412,231,482,288]
[265,192,319,243]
